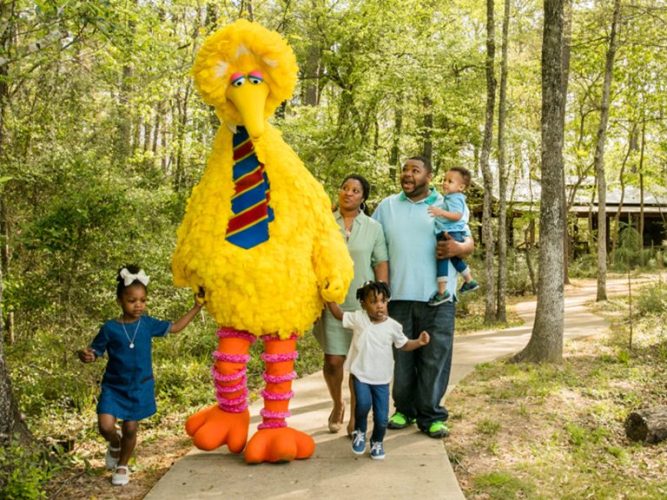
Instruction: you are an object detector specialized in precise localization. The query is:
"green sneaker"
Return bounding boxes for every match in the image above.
[387,412,416,429]
[459,280,480,294]
[426,421,450,438]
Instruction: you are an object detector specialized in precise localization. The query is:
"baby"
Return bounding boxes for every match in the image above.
[427,166,479,305]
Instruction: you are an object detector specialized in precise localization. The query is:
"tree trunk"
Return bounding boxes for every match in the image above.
[389,94,403,182]
[152,101,162,160]
[638,119,646,262]
[301,43,321,106]
[496,0,511,322]
[525,247,537,295]
[421,96,433,165]
[513,0,565,364]
[594,0,622,302]
[560,0,572,285]
[611,125,637,259]
[481,0,497,324]
[0,236,31,446]
[625,406,667,444]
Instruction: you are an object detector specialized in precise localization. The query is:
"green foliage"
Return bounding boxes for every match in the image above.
[0,445,53,500]
[610,225,642,269]
[636,281,667,317]
[568,253,599,279]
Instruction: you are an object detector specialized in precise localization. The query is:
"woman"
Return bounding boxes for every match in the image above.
[313,174,388,434]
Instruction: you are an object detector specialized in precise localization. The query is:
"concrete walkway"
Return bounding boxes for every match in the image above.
[145,277,652,500]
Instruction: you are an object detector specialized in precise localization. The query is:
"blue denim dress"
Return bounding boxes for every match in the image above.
[90,316,171,421]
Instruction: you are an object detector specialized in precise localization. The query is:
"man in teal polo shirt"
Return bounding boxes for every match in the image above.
[372,156,474,438]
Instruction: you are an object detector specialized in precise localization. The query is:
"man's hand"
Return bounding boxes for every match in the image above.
[436,233,474,259]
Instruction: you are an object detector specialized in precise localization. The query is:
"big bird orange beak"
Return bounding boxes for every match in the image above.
[226,81,270,140]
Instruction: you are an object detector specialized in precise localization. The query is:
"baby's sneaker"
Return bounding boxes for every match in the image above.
[428,291,450,307]
[111,465,130,486]
[459,280,480,294]
[370,441,385,460]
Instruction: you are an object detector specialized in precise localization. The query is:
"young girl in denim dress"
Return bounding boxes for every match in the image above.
[78,265,204,486]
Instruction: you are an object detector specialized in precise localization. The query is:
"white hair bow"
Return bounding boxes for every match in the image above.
[120,268,150,287]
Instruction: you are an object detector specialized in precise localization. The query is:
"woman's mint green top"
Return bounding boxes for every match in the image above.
[313,209,388,355]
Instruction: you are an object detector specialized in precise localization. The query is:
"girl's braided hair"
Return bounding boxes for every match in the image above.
[355,280,391,302]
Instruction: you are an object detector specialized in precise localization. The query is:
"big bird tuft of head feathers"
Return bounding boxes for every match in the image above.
[192,19,298,125]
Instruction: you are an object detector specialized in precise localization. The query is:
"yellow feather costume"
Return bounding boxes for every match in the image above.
[172,20,353,463]
[172,20,352,338]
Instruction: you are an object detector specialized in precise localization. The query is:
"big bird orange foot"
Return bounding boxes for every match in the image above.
[186,405,249,454]
[244,428,315,464]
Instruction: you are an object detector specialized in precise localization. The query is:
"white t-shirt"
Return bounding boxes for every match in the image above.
[342,310,409,384]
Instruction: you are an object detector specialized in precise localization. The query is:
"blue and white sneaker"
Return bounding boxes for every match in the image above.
[351,430,366,455]
[370,441,385,460]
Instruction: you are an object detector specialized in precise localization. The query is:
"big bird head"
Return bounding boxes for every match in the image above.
[192,19,298,139]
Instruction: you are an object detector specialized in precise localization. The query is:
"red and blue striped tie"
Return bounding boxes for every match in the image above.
[226,127,274,249]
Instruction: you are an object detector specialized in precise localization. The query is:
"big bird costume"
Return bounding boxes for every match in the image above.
[172,20,353,464]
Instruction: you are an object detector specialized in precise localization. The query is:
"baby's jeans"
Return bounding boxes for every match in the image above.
[436,230,468,280]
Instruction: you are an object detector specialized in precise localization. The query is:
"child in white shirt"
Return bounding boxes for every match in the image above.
[328,281,429,460]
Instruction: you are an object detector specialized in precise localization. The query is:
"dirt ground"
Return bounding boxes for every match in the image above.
[46,417,193,500]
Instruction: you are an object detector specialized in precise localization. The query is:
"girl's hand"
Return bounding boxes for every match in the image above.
[195,286,206,306]
[327,302,344,321]
[418,331,430,346]
[78,347,96,363]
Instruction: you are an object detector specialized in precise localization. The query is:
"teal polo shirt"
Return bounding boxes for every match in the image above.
[373,188,470,301]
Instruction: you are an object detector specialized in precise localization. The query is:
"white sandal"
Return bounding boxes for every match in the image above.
[105,429,122,470]
[111,465,130,486]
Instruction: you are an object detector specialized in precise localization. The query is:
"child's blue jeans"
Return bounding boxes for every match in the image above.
[436,230,468,279]
[352,376,389,443]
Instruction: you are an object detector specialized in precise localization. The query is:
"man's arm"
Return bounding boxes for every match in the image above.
[436,234,474,260]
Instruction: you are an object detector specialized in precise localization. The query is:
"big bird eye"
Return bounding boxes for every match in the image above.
[248,71,264,84]
[231,76,246,87]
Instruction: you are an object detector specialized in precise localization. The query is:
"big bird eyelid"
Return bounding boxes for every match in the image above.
[230,72,246,86]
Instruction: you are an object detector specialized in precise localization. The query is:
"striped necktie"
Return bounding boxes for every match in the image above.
[226,126,274,249]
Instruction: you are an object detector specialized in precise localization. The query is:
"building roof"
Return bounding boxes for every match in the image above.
[472,175,667,214]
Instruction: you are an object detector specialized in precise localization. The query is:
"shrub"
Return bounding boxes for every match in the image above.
[636,281,667,317]
[0,444,54,499]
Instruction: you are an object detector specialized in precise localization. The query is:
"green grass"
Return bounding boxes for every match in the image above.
[473,471,536,499]
[447,280,667,499]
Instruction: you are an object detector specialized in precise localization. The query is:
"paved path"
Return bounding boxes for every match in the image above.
[145,276,654,499]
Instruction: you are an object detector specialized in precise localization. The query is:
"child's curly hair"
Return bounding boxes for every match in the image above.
[355,280,391,303]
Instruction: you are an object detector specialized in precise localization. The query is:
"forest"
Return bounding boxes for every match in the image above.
[0,0,666,497]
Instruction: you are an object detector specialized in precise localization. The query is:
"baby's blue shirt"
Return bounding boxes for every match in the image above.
[433,192,469,234]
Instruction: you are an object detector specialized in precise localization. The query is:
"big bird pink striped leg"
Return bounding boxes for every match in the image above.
[244,335,315,463]
[185,328,254,453]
